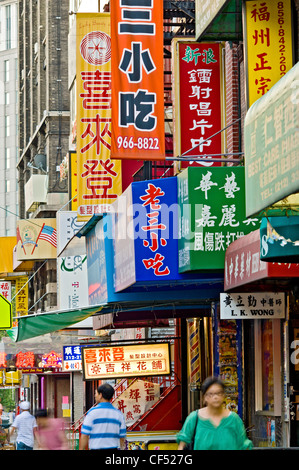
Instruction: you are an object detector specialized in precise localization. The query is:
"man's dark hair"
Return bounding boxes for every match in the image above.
[97,383,115,401]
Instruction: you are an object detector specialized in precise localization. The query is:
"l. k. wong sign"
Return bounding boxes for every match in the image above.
[82,343,171,380]
[220,292,285,319]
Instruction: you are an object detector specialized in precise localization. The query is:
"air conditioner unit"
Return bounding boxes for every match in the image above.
[24,174,48,213]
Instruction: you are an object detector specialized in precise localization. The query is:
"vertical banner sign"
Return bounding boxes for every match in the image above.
[15,277,28,316]
[76,13,122,222]
[245,0,293,107]
[173,41,224,168]
[111,0,165,160]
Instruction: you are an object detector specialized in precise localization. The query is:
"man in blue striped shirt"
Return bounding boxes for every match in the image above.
[79,383,126,450]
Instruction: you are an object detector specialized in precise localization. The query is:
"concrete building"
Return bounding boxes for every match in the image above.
[0,0,18,236]
[17,0,70,312]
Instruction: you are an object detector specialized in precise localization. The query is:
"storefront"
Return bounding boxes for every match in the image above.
[224,229,299,447]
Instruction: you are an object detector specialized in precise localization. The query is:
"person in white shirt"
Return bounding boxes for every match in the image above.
[10,401,38,450]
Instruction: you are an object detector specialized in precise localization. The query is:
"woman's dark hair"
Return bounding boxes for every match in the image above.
[201,376,225,395]
[35,409,48,418]
[97,383,115,401]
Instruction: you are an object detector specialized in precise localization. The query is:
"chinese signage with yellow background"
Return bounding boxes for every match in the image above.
[245,0,293,107]
[15,276,28,316]
[16,219,57,260]
[76,13,122,222]
[82,343,171,380]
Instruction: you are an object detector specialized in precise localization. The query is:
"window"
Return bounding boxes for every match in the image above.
[255,319,281,415]
[4,60,9,82]
[5,5,11,50]
[5,148,10,169]
[5,116,10,137]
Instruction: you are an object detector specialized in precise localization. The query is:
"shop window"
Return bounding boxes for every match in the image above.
[254,319,281,416]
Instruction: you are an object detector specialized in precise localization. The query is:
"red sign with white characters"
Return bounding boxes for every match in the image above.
[178,42,223,167]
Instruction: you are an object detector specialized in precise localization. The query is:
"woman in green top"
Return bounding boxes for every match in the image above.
[177,377,253,450]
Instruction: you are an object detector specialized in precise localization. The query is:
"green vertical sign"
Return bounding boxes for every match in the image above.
[178,167,259,271]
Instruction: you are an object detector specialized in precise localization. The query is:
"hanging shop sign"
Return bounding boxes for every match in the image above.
[0,294,12,330]
[56,212,88,310]
[16,219,57,260]
[62,345,82,372]
[178,167,259,271]
[0,281,11,302]
[244,62,299,217]
[220,292,285,319]
[260,216,299,263]
[224,229,299,290]
[172,40,224,168]
[76,13,122,222]
[127,177,179,285]
[0,237,16,275]
[15,277,28,316]
[82,342,171,380]
[244,0,293,107]
[86,219,108,305]
[41,351,62,369]
[111,0,165,160]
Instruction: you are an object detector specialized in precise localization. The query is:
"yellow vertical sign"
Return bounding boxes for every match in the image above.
[76,13,122,222]
[15,277,28,317]
[245,0,293,107]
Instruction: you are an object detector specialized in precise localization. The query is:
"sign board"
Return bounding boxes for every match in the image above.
[0,294,12,330]
[220,292,285,319]
[224,229,299,291]
[260,216,299,263]
[62,345,82,372]
[244,62,299,217]
[172,40,224,167]
[82,342,171,380]
[16,219,57,260]
[15,277,28,316]
[244,0,293,107]
[76,13,122,221]
[0,281,11,302]
[178,167,259,271]
[56,212,89,310]
[113,379,160,426]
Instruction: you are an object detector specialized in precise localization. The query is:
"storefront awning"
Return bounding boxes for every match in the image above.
[7,305,103,343]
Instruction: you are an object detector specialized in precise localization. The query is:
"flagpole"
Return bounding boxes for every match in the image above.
[31,223,45,255]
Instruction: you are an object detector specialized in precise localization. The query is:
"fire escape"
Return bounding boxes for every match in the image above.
[133,1,195,181]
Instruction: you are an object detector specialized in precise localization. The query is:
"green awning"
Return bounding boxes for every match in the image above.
[7,305,103,343]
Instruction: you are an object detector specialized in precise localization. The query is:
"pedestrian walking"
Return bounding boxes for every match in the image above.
[79,383,126,450]
[177,376,253,450]
[35,409,69,450]
[10,401,38,450]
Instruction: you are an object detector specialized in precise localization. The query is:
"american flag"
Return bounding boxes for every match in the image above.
[39,225,57,248]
